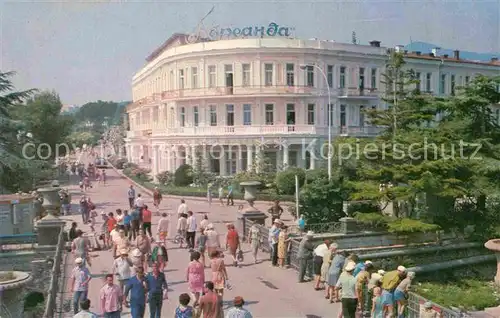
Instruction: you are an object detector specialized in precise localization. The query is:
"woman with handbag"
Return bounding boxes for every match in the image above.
[225,223,240,267]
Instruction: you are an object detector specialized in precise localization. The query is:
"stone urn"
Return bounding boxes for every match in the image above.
[0,271,33,318]
[240,181,261,209]
[485,239,500,286]
[35,184,65,246]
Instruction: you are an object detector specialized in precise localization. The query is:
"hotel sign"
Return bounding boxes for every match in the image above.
[187,22,295,44]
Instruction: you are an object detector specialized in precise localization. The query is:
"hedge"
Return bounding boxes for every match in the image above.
[124,170,295,202]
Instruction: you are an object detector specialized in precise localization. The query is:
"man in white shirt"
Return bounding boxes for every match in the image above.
[313,240,330,290]
[177,199,188,217]
[186,211,197,249]
[200,214,209,230]
[113,249,133,295]
[134,194,145,209]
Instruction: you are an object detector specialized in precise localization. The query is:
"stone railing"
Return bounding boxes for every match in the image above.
[42,228,65,318]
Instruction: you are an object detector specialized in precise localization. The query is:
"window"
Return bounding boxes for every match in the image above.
[286,104,295,125]
[226,104,234,126]
[208,65,216,88]
[193,106,199,126]
[179,69,185,89]
[340,66,346,89]
[307,104,315,125]
[359,67,365,90]
[327,104,334,127]
[451,74,456,95]
[209,105,217,126]
[191,67,198,89]
[439,74,446,95]
[465,76,470,86]
[169,70,174,90]
[224,64,233,88]
[243,104,252,125]
[359,106,365,127]
[265,104,274,125]
[415,72,421,91]
[371,68,377,89]
[340,105,346,127]
[327,65,334,88]
[306,65,314,87]
[264,63,273,86]
[286,63,294,86]
[242,64,251,86]
[180,107,185,127]
[426,73,432,92]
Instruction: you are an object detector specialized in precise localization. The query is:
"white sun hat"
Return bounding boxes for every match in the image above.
[364,260,373,265]
[397,265,407,272]
[75,257,83,264]
[345,262,356,272]
[378,269,386,276]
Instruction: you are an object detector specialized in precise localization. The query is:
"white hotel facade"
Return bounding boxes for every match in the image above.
[125,31,499,180]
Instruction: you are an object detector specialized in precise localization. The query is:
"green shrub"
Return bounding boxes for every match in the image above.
[348,201,381,214]
[387,218,440,234]
[174,164,193,186]
[156,171,174,186]
[299,177,344,224]
[275,167,306,195]
[414,279,500,311]
[305,168,328,184]
[354,212,392,228]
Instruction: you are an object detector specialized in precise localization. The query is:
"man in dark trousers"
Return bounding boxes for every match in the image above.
[127,185,135,209]
[297,231,314,282]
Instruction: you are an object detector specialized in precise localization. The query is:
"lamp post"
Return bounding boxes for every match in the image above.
[300,64,332,181]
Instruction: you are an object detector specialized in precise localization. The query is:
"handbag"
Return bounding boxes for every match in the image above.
[237,249,244,262]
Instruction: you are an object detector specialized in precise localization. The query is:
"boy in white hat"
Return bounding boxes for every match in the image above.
[68,257,92,315]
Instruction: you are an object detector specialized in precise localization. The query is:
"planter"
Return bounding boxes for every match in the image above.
[37,184,62,216]
[0,271,33,318]
[239,181,261,208]
[485,239,500,286]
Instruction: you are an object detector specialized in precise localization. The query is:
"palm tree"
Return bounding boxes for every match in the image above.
[0,71,37,191]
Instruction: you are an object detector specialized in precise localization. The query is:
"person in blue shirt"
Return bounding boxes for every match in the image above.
[123,210,132,238]
[226,185,234,206]
[124,266,147,318]
[146,262,168,318]
[297,215,306,234]
[129,207,140,240]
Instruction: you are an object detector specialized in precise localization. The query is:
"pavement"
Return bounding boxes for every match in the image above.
[60,155,341,317]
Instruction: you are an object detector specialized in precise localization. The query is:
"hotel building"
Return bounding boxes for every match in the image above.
[125,32,499,180]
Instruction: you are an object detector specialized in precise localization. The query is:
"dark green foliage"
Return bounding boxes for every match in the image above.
[299,178,346,224]
[174,164,193,186]
[275,167,306,195]
[156,170,174,186]
[348,201,381,214]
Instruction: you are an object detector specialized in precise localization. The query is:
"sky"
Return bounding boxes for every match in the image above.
[1,0,499,105]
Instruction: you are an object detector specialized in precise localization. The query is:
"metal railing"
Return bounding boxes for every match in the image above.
[406,292,468,318]
[42,227,65,318]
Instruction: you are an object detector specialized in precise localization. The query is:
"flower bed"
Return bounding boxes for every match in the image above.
[413,279,500,311]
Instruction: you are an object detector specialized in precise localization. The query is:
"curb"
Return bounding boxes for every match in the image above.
[108,161,254,204]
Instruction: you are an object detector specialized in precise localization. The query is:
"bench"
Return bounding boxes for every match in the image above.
[0,233,37,250]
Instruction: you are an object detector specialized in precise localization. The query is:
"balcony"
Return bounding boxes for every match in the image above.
[338,87,379,99]
[148,125,383,137]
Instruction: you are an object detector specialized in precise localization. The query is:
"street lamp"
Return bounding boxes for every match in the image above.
[300,64,332,181]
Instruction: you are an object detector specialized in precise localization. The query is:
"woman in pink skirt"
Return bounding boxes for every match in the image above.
[186,251,205,307]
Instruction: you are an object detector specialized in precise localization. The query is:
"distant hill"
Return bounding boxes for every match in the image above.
[404,41,498,62]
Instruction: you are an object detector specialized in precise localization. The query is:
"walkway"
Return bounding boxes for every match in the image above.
[61,156,341,317]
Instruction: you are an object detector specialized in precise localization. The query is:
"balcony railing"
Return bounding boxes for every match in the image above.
[148,125,382,137]
[132,85,382,104]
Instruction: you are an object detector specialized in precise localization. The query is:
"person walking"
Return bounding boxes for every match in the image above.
[225,223,240,266]
[335,262,358,318]
[177,199,188,217]
[199,281,221,318]
[152,187,162,214]
[146,262,169,318]
[247,222,260,264]
[113,249,133,296]
[141,205,153,238]
[99,274,123,318]
[124,266,148,318]
[186,211,197,249]
[200,214,209,230]
[74,299,98,318]
[79,196,90,224]
[277,225,291,268]
[210,250,228,297]
[226,185,234,206]
[129,207,141,240]
[157,212,170,244]
[71,230,91,266]
[186,251,205,307]
[267,200,283,223]
[225,296,253,318]
[68,258,92,315]
[297,231,314,283]
[196,227,208,267]
[135,230,152,271]
[205,224,220,257]
[127,185,136,209]
[268,219,281,267]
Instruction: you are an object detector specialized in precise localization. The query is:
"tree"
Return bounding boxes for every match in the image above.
[14,91,74,158]
[103,125,126,157]
[275,167,306,195]
[299,177,347,224]
[0,71,39,192]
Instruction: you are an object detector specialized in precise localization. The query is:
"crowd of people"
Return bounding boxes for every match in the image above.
[68,176,253,318]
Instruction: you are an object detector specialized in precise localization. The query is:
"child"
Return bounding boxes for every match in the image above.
[175,293,194,318]
[151,241,168,272]
[371,286,383,318]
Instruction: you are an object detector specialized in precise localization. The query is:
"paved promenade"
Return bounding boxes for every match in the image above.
[61,162,341,317]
